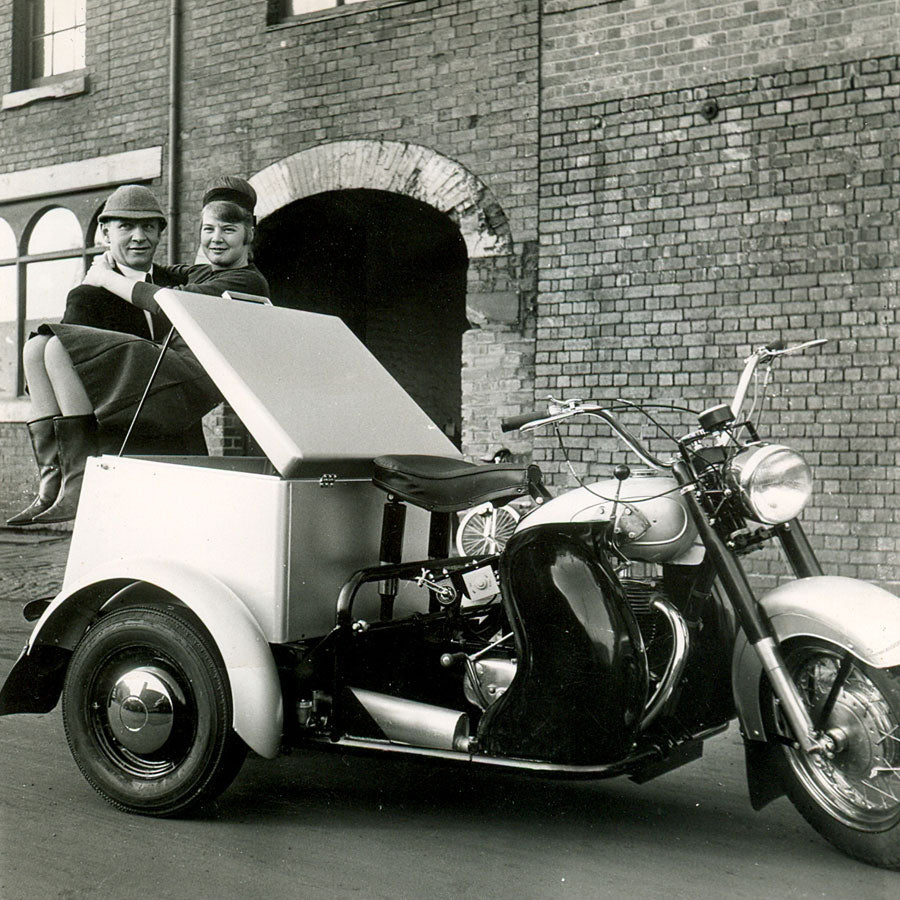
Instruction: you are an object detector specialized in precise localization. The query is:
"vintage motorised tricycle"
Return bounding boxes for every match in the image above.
[3,292,900,870]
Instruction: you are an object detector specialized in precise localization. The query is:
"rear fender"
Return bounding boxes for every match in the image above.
[2,558,283,759]
[733,576,900,743]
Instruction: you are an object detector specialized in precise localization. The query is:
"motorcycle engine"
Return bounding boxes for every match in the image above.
[621,578,673,678]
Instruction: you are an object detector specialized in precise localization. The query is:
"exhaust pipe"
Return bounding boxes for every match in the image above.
[640,596,690,730]
[350,688,470,751]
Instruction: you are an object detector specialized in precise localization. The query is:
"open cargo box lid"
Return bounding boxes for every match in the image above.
[155,290,460,477]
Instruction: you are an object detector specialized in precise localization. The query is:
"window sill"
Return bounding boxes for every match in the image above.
[0,397,34,421]
[2,73,88,111]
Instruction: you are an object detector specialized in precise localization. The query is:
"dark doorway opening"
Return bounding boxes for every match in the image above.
[254,189,468,445]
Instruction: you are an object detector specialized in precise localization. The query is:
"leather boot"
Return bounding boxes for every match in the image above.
[31,414,98,524]
[6,416,62,526]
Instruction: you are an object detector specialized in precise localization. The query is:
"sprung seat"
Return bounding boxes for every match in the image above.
[372,455,545,513]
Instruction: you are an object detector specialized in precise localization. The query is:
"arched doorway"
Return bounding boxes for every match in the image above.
[249,140,527,460]
[254,188,468,442]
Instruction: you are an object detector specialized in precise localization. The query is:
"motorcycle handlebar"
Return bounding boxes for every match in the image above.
[502,404,667,469]
[501,412,546,432]
[730,337,827,419]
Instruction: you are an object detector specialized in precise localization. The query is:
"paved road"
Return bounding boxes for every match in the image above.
[1,532,899,899]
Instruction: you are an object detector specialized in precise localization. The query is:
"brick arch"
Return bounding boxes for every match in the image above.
[250,140,513,260]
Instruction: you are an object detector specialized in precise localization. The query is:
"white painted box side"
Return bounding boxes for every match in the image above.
[65,457,433,644]
[66,457,291,641]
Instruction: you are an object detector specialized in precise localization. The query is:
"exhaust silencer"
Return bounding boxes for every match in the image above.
[350,688,470,751]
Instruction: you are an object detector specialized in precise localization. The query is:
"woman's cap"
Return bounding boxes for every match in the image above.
[202,175,257,214]
[98,185,167,224]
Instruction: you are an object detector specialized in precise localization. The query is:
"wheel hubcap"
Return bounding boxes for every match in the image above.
[784,651,900,830]
[107,666,181,754]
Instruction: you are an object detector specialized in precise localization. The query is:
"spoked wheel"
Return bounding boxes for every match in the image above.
[456,504,520,556]
[767,638,900,868]
[62,604,247,817]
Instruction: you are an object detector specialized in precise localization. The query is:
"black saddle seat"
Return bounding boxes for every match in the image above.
[373,455,543,513]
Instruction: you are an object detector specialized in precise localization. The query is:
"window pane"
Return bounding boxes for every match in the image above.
[28,207,83,254]
[0,265,17,396]
[51,30,78,73]
[0,218,16,261]
[25,256,81,322]
[49,0,76,30]
[285,0,335,14]
[32,35,51,79]
[29,1,85,77]
[30,0,47,35]
[0,265,16,324]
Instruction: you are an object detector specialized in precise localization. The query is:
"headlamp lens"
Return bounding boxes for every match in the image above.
[726,444,812,525]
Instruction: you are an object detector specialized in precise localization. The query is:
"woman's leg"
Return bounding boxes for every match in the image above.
[21,335,60,418]
[29,336,98,523]
[8,336,63,525]
[42,336,93,416]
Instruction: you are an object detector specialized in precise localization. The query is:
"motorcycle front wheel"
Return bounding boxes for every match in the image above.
[767,638,900,868]
[62,604,247,817]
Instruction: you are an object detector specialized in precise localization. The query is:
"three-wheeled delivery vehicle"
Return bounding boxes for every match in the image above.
[4,291,900,870]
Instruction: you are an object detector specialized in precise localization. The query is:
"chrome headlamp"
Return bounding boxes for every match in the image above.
[725,443,813,525]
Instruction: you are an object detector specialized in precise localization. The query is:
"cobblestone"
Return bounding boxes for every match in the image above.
[0,528,70,604]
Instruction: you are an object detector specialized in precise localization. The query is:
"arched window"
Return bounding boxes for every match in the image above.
[25,207,84,323]
[0,219,18,396]
[0,205,88,397]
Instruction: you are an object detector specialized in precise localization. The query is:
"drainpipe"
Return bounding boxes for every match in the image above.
[167,0,182,263]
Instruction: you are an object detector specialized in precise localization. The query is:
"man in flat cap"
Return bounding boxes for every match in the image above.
[62,184,178,338]
[59,184,204,455]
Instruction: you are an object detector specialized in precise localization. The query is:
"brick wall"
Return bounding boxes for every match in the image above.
[0,0,541,511]
[0,421,35,518]
[536,55,900,589]
[175,0,540,263]
[541,0,900,108]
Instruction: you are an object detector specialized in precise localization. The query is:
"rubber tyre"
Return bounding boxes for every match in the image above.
[62,604,247,817]
[765,638,900,868]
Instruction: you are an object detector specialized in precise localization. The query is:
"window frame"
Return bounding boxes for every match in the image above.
[5,0,88,110]
[0,192,106,399]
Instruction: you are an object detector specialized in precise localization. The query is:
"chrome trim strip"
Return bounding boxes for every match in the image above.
[313,736,659,775]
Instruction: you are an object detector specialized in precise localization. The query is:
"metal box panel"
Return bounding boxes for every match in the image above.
[155,291,460,476]
[66,456,431,643]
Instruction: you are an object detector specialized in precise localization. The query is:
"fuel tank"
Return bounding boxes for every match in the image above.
[516,469,698,563]
[477,523,648,765]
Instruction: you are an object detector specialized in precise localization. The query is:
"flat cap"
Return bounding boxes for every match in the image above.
[98,185,166,224]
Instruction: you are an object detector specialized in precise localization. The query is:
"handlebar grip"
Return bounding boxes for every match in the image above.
[501,412,544,432]
[765,340,786,351]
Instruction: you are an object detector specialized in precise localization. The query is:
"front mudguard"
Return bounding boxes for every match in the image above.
[732,576,900,808]
[733,576,900,742]
[0,558,283,759]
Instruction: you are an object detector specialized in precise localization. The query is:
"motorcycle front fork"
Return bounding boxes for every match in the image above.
[672,461,832,755]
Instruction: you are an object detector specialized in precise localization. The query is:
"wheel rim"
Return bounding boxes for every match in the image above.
[458,506,519,555]
[88,648,197,779]
[781,647,900,831]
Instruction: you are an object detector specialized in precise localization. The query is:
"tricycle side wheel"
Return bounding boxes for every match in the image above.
[765,638,900,868]
[62,604,247,817]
